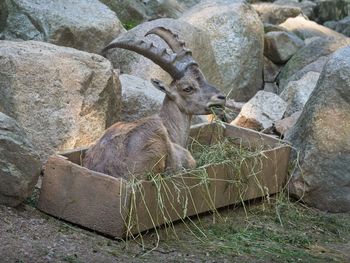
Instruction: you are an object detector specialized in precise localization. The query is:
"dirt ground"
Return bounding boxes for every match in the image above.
[1,195,350,263]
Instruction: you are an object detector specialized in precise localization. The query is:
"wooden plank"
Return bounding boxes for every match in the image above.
[38,155,130,237]
[224,123,285,149]
[129,145,291,234]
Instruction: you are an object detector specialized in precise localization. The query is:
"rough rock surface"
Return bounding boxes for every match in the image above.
[0,113,41,207]
[119,74,164,121]
[325,16,350,37]
[312,0,348,24]
[106,18,224,99]
[252,3,302,24]
[274,111,301,136]
[286,46,350,212]
[231,91,287,130]
[264,23,289,33]
[280,16,345,40]
[181,0,264,101]
[100,0,187,25]
[274,0,349,23]
[264,31,304,64]
[264,57,282,83]
[280,71,320,116]
[264,82,279,94]
[0,41,121,160]
[274,0,316,19]
[0,0,125,53]
[278,37,350,91]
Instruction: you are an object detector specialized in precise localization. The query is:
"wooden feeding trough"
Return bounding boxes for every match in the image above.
[38,123,291,238]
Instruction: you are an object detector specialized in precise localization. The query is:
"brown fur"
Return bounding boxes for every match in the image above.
[83,115,195,180]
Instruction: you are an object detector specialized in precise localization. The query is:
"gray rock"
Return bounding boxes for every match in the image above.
[99,0,150,26]
[264,82,280,94]
[275,0,348,23]
[181,0,264,101]
[264,23,290,33]
[119,74,164,121]
[274,111,301,136]
[0,41,121,160]
[274,0,317,19]
[280,71,320,116]
[0,113,41,207]
[0,0,125,53]
[252,3,302,24]
[278,37,350,91]
[279,16,345,40]
[264,57,282,83]
[100,0,187,26]
[312,0,348,24]
[303,36,322,45]
[264,31,304,64]
[330,16,350,37]
[286,46,350,212]
[106,18,224,101]
[231,91,287,130]
[323,20,338,31]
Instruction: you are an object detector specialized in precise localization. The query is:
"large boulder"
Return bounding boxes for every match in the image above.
[286,46,350,212]
[0,113,41,207]
[280,71,320,116]
[0,41,121,160]
[181,0,264,101]
[231,91,287,130]
[106,18,224,98]
[280,16,345,40]
[0,0,125,53]
[252,2,302,24]
[119,74,164,122]
[278,37,350,92]
[264,31,304,64]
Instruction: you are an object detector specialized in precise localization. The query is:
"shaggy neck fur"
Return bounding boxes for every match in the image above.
[159,96,192,147]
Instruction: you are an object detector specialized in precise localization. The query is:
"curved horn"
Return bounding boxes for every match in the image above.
[146,27,188,54]
[102,38,184,79]
[145,27,197,67]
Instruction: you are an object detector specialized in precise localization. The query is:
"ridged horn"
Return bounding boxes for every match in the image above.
[146,27,187,54]
[102,38,184,79]
[145,27,197,67]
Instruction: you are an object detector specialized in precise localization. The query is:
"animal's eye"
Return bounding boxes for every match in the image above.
[183,86,193,93]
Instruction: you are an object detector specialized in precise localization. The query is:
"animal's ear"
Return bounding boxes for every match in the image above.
[151,78,173,97]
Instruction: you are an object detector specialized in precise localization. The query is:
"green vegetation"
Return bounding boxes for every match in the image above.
[195,196,350,262]
[122,20,139,30]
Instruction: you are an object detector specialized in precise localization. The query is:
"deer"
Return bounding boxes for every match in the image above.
[82,27,226,180]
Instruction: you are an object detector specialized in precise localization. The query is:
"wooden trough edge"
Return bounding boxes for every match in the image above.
[37,123,291,238]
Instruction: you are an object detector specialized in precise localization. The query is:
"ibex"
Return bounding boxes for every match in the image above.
[82,27,226,180]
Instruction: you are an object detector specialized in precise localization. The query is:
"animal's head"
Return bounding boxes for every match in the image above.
[102,27,226,115]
